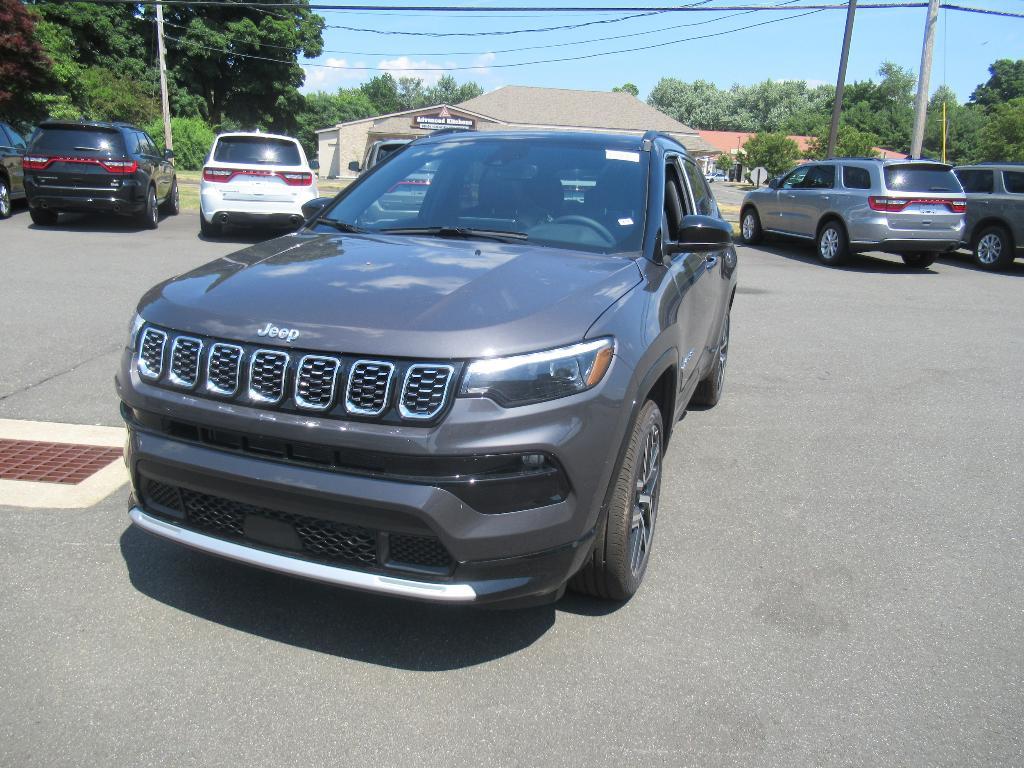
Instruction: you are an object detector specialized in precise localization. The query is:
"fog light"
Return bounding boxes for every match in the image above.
[521,453,547,469]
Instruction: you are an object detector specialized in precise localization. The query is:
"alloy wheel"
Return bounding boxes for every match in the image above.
[977,233,1002,265]
[0,183,9,217]
[742,214,755,241]
[149,190,158,226]
[629,422,661,576]
[715,313,730,393]
[819,227,840,260]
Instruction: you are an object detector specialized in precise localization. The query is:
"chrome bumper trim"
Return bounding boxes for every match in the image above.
[129,507,477,602]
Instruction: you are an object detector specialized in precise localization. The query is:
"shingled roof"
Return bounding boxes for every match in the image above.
[456,86,715,153]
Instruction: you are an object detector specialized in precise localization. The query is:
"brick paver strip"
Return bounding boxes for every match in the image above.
[0,439,123,485]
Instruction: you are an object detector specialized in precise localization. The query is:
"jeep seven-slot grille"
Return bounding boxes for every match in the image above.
[401,365,455,419]
[346,361,394,415]
[169,337,202,388]
[249,350,289,404]
[206,343,242,395]
[295,355,341,410]
[142,479,453,572]
[135,326,458,422]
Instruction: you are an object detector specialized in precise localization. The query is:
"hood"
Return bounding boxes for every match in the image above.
[139,232,642,359]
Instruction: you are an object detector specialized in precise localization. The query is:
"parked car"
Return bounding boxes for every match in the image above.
[741,159,966,268]
[22,120,177,228]
[119,130,737,607]
[200,132,319,237]
[0,121,28,219]
[954,163,1024,270]
[348,138,412,175]
[705,169,726,183]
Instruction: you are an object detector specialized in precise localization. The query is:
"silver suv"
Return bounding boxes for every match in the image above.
[741,159,966,268]
[954,163,1024,271]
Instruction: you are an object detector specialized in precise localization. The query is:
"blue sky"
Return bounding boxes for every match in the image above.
[300,0,1022,103]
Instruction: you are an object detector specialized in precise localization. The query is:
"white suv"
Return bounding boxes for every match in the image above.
[199,132,319,236]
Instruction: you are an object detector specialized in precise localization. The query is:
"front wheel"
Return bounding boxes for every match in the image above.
[901,252,935,269]
[741,208,762,244]
[816,221,849,266]
[692,310,730,407]
[570,399,663,601]
[161,179,180,216]
[972,225,1014,271]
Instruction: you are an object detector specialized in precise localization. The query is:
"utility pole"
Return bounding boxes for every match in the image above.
[910,0,940,158]
[826,0,857,159]
[156,1,173,152]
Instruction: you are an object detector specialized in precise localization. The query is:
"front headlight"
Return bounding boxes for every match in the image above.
[459,338,615,407]
[127,312,144,350]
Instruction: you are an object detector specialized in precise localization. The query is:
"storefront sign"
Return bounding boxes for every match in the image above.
[413,107,475,131]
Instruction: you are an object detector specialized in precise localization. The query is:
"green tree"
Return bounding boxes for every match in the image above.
[841,61,916,152]
[0,0,55,125]
[647,78,733,130]
[396,76,427,111]
[425,75,483,106]
[970,59,1024,109]
[715,153,735,173]
[143,116,215,170]
[804,125,880,159]
[612,82,639,97]
[164,3,323,130]
[295,89,376,157]
[360,74,402,114]
[977,98,1024,162]
[740,133,801,177]
[923,85,984,163]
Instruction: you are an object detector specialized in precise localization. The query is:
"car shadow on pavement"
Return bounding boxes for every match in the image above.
[26,211,168,234]
[748,241,940,274]
[934,250,1024,277]
[119,525,558,669]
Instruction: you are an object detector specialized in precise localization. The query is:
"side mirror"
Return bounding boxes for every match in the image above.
[164,149,175,160]
[301,197,332,221]
[309,158,320,171]
[767,176,780,189]
[348,160,360,172]
[666,215,733,254]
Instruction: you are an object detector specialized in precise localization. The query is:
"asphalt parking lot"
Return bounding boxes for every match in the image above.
[1,206,1021,767]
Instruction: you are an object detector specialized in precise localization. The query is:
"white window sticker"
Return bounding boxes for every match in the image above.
[606,149,640,163]
[618,218,634,226]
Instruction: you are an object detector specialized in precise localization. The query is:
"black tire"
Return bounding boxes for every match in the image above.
[569,399,663,601]
[29,207,58,226]
[0,177,11,219]
[972,225,1014,271]
[160,178,180,216]
[200,212,222,237]
[901,252,935,269]
[692,309,730,407]
[816,220,849,266]
[139,185,159,230]
[740,207,762,244]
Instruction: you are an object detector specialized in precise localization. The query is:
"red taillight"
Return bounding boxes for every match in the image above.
[100,159,137,174]
[23,155,51,170]
[869,196,965,213]
[280,172,313,187]
[203,167,233,182]
[22,155,136,173]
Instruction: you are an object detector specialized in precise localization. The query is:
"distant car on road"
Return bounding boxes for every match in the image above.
[23,120,178,229]
[200,132,319,237]
[348,138,412,175]
[705,169,726,183]
[0,121,28,219]
[740,159,966,268]
[954,163,1024,270]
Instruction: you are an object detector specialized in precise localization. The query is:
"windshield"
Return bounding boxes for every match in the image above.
[214,136,302,166]
[319,137,649,254]
[30,127,125,155]
[884,164,962,193]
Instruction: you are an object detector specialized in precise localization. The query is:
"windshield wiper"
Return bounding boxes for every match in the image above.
[317,219,366,233]
[73,146,104,151]
[381,226,528,242]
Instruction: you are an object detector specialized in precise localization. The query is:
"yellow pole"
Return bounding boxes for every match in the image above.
[942,100,947,163]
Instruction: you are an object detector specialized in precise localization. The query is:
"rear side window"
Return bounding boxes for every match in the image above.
[1004,171,1024,194]
[29,127,126,155]
[1,123,26,149]
[955,169,994,193]
[884,164,961,193]
[843,166,871,189]
[214,137,302,166]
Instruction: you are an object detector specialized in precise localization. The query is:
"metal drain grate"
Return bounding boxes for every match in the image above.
[0,439,123,484]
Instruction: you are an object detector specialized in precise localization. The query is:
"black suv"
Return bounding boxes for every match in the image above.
[24,120,178,228]
[118,131,737,607]
[0,121,28,219]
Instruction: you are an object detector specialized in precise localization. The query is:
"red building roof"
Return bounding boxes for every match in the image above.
[697,130,907,160]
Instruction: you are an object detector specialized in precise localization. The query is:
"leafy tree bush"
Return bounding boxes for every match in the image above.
[0,0,55,125]
[740,133,801,178]
[804,125,880,160]
[970,59,1024,109]
[977,98,1024,162]
[296,89,376,157]
[144,116,216,170]
[612,83,639,97]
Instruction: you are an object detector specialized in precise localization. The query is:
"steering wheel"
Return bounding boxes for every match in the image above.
[551,215,615,245]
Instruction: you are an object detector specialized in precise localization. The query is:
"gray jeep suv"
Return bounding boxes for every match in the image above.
[741,159,966,268]
[118,130,738,607]
[954,163,1024,270]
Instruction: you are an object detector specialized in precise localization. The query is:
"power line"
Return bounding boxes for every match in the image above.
[38,0,930,9]
[322,10,672,36]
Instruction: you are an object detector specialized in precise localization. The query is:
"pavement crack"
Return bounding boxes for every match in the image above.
[0,345,122,402]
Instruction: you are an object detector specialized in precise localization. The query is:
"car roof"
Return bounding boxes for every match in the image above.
[955,162,1024,171]
[214,131,301,143]
[38,120,139,132]
[412,129,689,157]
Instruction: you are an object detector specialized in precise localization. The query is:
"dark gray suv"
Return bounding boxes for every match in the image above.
[118,131,737,607]
[954,164,1024,270]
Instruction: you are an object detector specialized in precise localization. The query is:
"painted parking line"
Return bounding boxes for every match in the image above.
[0,419,127,509]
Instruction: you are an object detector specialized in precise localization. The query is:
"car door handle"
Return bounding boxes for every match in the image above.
[704,254,718,270]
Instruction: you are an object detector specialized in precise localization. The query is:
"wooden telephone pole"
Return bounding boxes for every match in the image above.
[156,1,173,152]
[826,0,857,159]
[910,0,941,158]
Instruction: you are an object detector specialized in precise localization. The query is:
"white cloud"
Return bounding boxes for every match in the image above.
[471,52,496,75]
[375,56,456,85]
[300,58,367,93]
